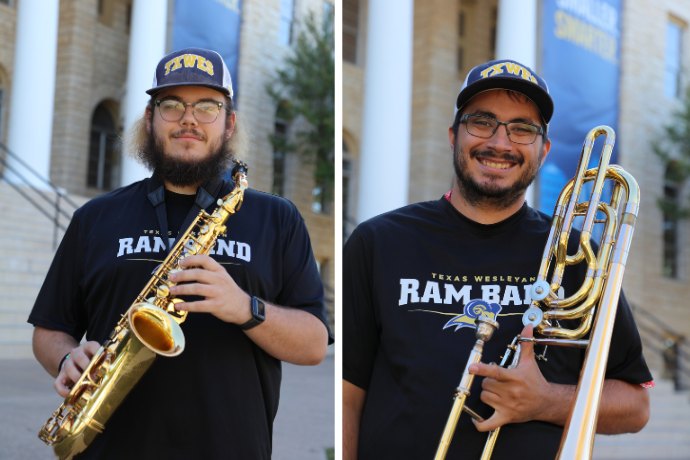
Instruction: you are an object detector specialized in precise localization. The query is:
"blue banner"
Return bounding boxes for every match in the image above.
[538,0,621,214]
[172,0,243,103]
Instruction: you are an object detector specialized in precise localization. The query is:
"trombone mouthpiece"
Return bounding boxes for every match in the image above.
[475,316,499,342]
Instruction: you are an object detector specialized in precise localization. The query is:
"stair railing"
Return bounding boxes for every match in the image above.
[632,303,690,391]
[0,141,78,250]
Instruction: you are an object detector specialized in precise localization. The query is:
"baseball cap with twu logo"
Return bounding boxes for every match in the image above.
[147,47,234,98]
[454,60,553,123]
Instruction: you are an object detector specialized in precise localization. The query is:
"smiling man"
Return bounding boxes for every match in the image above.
[29,48,332,460]
[343,59,652,460]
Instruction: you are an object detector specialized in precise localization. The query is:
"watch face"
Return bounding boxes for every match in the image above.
[253,297,266,321]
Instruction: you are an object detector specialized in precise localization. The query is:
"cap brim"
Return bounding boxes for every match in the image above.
[146,82,231,96]
[455,77,554,123]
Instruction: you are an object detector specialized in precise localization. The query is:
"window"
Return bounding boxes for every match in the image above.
[278,0,295,45]
[343,0,359,63]
[87,104,120,191]
[663,164,682,278]
[665,19,684,99]
[272,104,289,197]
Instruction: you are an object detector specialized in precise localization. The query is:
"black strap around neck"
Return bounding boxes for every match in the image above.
[147,176,226,254]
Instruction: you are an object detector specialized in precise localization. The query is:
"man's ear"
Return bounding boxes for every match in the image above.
[540,138,552,166]
[145,106,152,133]
[225,112,237,140]
[448,126,456,152]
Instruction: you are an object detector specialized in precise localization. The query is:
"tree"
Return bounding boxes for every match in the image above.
[652,85,690,219]
[267,9,334,205]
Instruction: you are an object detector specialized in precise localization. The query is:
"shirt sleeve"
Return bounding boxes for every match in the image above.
[27,215,88,342]
[277,209,334,345]
[343,226,380,390]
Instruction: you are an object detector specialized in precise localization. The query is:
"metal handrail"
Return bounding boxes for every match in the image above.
[632,303,690,391]
[0,141,78,249]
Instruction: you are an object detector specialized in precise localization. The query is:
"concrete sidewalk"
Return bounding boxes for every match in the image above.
[0,355,334,460]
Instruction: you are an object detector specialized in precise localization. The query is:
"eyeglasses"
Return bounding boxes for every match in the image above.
[155,99,228,124]
[460,114,544,145]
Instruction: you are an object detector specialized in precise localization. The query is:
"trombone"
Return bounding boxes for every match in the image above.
[434,126,640,460]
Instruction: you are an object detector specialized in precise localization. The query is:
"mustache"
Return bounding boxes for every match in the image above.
[170,128,207,141]
[469,148,523,166]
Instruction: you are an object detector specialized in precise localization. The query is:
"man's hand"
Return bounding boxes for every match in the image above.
[169,255,253,325]
[55,341,101,398]
[468,324,570,431]
[168,254,328,365]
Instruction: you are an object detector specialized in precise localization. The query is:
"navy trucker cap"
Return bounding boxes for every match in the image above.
[146,47,234,98]
[454,59,553,123]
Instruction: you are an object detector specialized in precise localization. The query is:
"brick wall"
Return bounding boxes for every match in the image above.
[239,0,335,326]
[618,0,690,347]
[50,0,129,197]
[0,2,16,146]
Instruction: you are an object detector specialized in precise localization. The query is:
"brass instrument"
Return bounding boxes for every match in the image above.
[434,126,640,460]
[38,160,249,460]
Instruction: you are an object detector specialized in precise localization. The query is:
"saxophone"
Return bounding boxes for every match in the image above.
[38,160,249,460]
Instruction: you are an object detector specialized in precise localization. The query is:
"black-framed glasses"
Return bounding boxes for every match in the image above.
[460,114,543,145]
[155,99,228,124]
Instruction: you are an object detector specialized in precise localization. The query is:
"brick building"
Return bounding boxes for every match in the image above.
[343,0,690,377]
[0,0,334,358]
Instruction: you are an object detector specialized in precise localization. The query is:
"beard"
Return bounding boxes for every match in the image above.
[453,139,543,210]
[138,126,234,188]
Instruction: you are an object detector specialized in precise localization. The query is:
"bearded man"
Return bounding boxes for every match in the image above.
[343,59,652,460]
[30,48,332,460]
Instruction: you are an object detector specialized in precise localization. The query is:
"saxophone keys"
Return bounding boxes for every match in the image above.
[199,225,209,234]
[156,285,170,298]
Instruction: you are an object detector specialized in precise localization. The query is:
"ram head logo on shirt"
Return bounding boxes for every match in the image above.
[443,299,502,331]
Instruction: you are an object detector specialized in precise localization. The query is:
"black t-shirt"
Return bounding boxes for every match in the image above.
[343,198,651,460]
[29,176,333,460]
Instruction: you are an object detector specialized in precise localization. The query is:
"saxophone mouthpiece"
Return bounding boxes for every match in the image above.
[231,159,249,179]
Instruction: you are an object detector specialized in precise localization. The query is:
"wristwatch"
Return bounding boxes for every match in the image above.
[239,296,266,330]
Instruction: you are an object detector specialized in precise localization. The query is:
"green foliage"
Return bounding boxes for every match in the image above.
[267,10,335,204]
[652,85,690,220]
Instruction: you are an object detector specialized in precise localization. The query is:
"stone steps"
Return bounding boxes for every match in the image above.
[0,182,87,359]
[593,376,690,459]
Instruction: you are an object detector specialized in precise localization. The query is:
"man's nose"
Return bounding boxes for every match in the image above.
[180,105,198,126]
[486,123,513,151]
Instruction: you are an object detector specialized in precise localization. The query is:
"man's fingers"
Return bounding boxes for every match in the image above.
[54,376,71,398]
[473,413,505,432]
[170,268,217,285]
[172,299,214,313]
[178,255,222,272]
[72,351,92,372]
[84,341,101,357]
[518,324,535,363]
[469,362,504,381]
[170,282,217,298]
[65,361,84,384]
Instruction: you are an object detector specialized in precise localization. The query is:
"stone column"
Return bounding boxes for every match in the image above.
[121,0,169,186]
[496,0,538,206]
[6,0,60,187]
[356,0,414,223]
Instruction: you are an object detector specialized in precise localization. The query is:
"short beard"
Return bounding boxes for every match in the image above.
[139,126,234,188]
[453,140,542,210]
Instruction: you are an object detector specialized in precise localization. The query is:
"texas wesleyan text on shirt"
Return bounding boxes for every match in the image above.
[117,235,251,262]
